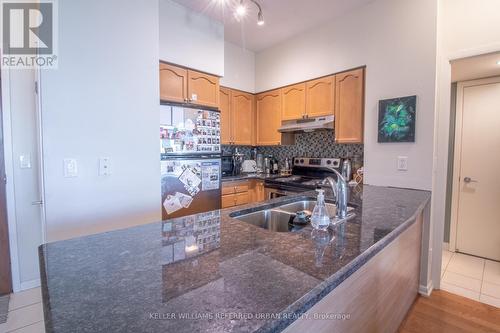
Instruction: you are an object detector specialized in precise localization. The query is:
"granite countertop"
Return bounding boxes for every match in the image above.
[39,185,430,333]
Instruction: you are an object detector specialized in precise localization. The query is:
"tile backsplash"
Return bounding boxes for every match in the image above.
[222,131,364,167]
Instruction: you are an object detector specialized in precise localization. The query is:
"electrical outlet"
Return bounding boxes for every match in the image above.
[19,154,32,169]
[397,156,408,171]
[99,157,112,176]
[63,159,78,177]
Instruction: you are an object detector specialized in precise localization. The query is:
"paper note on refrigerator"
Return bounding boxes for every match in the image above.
[163,195,183,215]
[174,192,193,208]
[179,167,201,196]
[201,161,220,191]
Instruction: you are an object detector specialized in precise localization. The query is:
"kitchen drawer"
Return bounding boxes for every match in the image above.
[222,181,250,195]
[234,184,249,193]
[235,192,250,206]
[222,186,236,196]
[222,194,236,208]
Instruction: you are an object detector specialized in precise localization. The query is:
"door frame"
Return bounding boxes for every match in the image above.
[0,69,13,294]
[0,68,21,292]
[449,76,500,252]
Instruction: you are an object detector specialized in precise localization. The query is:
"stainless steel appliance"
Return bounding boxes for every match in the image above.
[264,157,342,199]
[232,149,245,176]
[160,104,221,219]
[221,155,234,177]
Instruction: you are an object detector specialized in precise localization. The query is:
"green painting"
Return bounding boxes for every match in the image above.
[378,95,416,143]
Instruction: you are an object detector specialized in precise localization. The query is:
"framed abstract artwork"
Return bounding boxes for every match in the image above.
[378,95,416,143]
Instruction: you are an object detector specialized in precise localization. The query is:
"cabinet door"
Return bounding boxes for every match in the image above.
[335,69,364,143]
[232,91,254,145]
[159,63,187,103]
[282,83,306,121]
[256,90,282,146]
[221,194,236,208]
[306,76,335,118]
[219,87,232,145]
[187,70,220,108]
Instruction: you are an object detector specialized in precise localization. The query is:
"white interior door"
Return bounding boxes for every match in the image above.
[455,77,500,261]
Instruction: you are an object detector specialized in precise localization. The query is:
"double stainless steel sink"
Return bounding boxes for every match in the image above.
[230,198,353,232]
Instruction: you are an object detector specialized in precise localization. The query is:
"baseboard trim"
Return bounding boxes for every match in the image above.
[419,280,434,297]
[19,279,41,292]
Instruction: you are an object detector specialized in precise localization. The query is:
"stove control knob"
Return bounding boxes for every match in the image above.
[300,159,304,164]
[326,160,332,165]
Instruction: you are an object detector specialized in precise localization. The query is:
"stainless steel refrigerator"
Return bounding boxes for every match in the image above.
[160,105,221,219]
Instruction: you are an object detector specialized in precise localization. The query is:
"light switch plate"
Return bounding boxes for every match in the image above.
[19,154,32,169]
[99,157,112,176]
[63,159,78,178]
[397,156,408,171]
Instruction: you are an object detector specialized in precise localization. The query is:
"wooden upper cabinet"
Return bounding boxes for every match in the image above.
[187,70,220,108]
[256,89,282,146]
[231,91,254,145]
[335,68,364,143]
[219,87,232,145]
[306,75,335,118]
[281,83,306,121]
[159,63,187,103]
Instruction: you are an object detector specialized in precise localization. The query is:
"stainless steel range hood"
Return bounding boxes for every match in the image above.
[278,115,334,133]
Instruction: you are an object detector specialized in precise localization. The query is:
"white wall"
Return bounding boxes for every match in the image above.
[40,0,161,241]
[220,42,255,93]
[159,0,224,76]
[255,0,438,191]
[431,0,500,288]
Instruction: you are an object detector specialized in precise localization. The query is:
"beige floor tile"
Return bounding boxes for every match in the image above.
[441,281,480,301]
[442,271,482,292]
[479,294,500,308]
[8,288,42,312]
[447,253,485,279]
[484,260,500,285]
[0,303,43,333]
[481,281,500,299]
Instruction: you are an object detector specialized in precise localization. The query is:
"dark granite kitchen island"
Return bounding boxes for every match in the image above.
[39,185,430,333]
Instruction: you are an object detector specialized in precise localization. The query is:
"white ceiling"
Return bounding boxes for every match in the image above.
[451,52,500,82]
[171,0,375,52]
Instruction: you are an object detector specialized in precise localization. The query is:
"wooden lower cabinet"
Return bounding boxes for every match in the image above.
[221,180,265,208]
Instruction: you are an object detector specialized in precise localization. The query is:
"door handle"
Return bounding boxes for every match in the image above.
[32,200,44,205]
[463,177,478,183]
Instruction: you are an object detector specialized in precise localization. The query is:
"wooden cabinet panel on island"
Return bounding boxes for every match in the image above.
[281,83,306,121]
[256,89,283,146]
[306,75,335,118]
[219,87,232,145]
[187,70,220,108]
[159,63,187,103]
[231,91,254,145]
[335,69,364,143]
